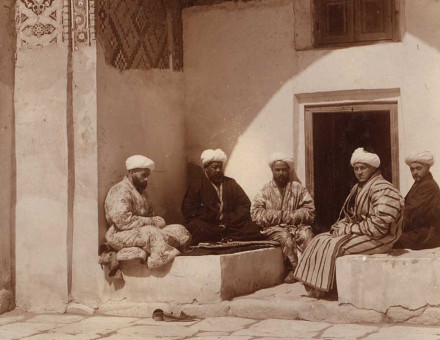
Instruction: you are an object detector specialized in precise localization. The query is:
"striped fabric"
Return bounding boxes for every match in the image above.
[294,174,404,291]
[251,180,315,228]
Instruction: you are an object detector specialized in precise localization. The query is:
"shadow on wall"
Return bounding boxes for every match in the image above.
[96,39,187,243]
[183,0,440,188]
[183,0,331,176]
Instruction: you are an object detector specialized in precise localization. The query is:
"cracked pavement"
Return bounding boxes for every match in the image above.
[1,310,440,339]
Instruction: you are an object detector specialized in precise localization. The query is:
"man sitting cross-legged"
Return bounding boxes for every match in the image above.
[104,155,191,269]
[182,148,263,245]
[251,152,315,283]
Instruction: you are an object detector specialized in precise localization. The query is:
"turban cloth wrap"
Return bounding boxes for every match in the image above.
[350,148,380,168]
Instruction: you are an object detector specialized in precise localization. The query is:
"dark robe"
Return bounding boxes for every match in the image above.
[182,172,263,245]
[396,172,440,250]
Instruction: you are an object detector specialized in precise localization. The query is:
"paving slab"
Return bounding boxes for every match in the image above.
[0,315,25,326]
[364,325,440,340]
[48,316,139,337]
[189,336,251,340]
[0,322,60,339]
[320,324,380,338]
[386,306,425,323]
[190,316,256,332]
[24,333,96,340]
[110,324,198,338]
[229,298,299,320]
[134,318,200,326]
[27,314,84,324]
[232,319,331,338]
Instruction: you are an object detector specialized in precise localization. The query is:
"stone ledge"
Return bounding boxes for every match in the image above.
[100,248,284,304]
[336,248,440,313]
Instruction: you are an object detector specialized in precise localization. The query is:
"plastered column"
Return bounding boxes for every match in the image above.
[14,0,69,313]
[71,43,104,307]
[15,45,69,313]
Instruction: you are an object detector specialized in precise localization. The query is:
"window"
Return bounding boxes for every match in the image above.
[314,0,396,46]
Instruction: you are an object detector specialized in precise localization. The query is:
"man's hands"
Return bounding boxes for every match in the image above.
[152,216,166,229]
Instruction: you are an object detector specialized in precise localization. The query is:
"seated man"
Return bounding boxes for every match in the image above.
[294,148,404,298]
[182,148,263,245]
[395,151,440,250]
[104,155,191,269]
[251,152,315,283]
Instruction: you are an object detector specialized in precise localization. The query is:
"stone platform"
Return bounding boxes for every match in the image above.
[336,248,440,312]
[101,248,284,304]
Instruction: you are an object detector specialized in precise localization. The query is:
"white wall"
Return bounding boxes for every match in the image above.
[183,0,440,200]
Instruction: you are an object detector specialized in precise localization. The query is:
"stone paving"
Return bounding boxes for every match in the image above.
[97,283,440,326]
[1,309,440,339]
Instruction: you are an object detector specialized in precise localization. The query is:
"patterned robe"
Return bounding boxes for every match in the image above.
[294,173,404,291]
[251,180,315,269]
[105,176,191,269]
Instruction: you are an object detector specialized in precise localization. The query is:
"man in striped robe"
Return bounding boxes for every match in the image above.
[251,152,315,283]
[294,148,404,298]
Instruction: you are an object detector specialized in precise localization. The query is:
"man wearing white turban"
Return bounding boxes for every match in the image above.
[294,148,404,298]
[104,155,191,269]
[182,149,263,244]
[251,152,315,283]
[395,151,440,250]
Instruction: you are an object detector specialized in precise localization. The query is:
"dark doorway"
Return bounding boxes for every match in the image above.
[305,103,399,233]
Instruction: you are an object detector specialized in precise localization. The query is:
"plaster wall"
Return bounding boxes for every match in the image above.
[15,46,69,312]
[183,0,440,200]
[0,0,15,311]
[97,42,187,242]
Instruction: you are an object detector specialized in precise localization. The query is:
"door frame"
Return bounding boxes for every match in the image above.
[304,101,399,197]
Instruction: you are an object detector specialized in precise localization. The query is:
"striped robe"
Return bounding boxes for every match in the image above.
[294,173,404,291]
[251,180,315,228]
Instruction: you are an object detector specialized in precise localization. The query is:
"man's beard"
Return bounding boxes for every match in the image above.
[133,177,148,191]
[274,175,289,187]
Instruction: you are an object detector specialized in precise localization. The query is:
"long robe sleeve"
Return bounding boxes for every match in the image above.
[222,180,252,226]
[404,174,440,231]
[252,181,315,228]
[105,178,155,231]
[343,186,403,238]
[181,181,219,223]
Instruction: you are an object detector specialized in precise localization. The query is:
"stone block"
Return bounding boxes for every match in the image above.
[102,248,284,304]
[229,299,299,320]
[336,248,440,312]
[386,306,424,323]
[66,303,95,315]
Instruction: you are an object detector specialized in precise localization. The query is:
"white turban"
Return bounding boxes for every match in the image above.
[268,152,295,169]
[350,148,380,168]
[201,149,227,166]
[125,155,155,171]
[405,151,434,167]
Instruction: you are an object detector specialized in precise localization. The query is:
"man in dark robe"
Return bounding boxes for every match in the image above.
[395,151,440,250]
[182,149,263,245]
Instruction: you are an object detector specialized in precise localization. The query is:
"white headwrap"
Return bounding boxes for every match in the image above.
[125,155,155,171]
[405,151,435,167]
[268,152,295,169]
[201,149,227,166]
[350,148,380,168]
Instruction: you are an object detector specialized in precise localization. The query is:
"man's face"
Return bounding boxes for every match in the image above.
[353,163,377,184]
[272,161,290,187]
[409,162,430,182]
[205,161,224,184]
[131,168,151,191]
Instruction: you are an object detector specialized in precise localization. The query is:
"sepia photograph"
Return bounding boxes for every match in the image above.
[1,0,440,338]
